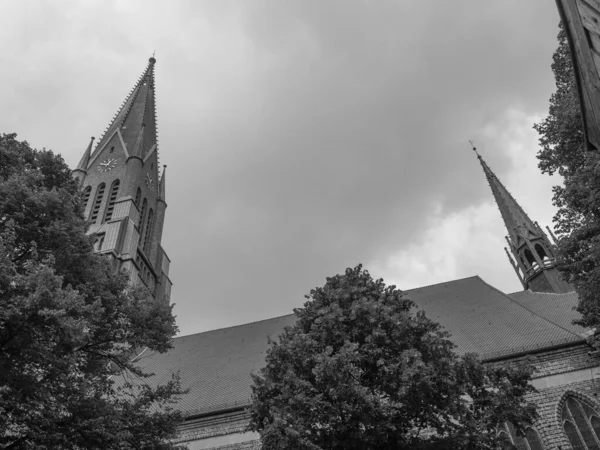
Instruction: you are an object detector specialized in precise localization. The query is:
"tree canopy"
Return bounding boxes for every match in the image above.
[534,26,600,339]
[249,265,537,450]
[0,133,183,449]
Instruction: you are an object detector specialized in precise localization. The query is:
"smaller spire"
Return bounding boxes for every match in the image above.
[158,165,166,201]
[76,136,95,171]
[546,225,558,244]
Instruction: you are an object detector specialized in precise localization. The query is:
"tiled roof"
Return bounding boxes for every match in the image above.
[407,277,582,359]
[128,276,585,417]
[131,314,297,417]
[507,290,585,337]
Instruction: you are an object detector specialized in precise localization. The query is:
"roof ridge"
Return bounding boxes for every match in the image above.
[175,313,296,340]
[508,289,577,297]
[405,275,480,292]
[477,277,581,339]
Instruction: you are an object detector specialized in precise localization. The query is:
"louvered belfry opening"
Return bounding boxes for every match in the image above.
[143,209,154,253]
[134,187,142,208]
[90,183,106,223]
[103,180,120,223]
[82,185,92,212]
[138,198,148,236]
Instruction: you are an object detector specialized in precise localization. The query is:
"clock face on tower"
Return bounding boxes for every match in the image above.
[145,173,154,189]
[97,158,118,172]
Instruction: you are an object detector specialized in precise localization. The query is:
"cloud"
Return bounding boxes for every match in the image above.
[0,1,562,335]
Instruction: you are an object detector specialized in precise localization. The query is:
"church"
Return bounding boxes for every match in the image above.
[71,2,600,449]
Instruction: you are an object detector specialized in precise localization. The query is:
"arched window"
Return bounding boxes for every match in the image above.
[524,249,538,269]
[82,185,92,213]
[562,396,600,449]
[138,198,147,236]
[497,429,514,449]
[90,183,106,223]
[524,428,544,450]
[134,187,142,208]
[499,422,545,450]
[143,209,154,253]
[103,179,120,223]
[535,243,551,265]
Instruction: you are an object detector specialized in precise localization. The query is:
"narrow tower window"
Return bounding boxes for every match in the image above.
[82,185,92,213]
[138,198,148,235]
[103,180,120,223]
[134,187,142,208]
[90,183,106,223]
[143,209,154,253]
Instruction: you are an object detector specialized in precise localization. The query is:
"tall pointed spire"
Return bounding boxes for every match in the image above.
[73,56,172,304]
[475,149,539,246]
[473,144,573,294]
[94,57,158,160]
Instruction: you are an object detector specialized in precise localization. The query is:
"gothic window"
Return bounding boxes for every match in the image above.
[90,183,106,223]
[134,187,142,208]
[143,209,154,253]
[524,428,544,450]
[138,198,147,235]
[524,249,538,269]
[562,396,600,449]
[103,179,120,223]
[499,422,544,450]
[82,185,92,212]
[535,243,551,265]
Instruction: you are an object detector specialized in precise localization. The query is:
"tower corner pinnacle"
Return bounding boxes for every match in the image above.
[74,136,95,173]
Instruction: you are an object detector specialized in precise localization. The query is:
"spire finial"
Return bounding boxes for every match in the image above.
[469,140,480,158]
[150,51,156,64]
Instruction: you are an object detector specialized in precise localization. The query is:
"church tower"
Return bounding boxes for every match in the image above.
[475,149,573,294]
[73,57,172,303]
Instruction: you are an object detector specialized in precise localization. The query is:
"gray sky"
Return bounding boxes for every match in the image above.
[1,0,563,337]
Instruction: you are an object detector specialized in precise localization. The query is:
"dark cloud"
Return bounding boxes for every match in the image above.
[0,1,561,335]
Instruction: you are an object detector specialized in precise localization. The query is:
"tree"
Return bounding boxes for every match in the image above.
[0,133,183,449]
[534,26,600,340]
[249,265,537,450]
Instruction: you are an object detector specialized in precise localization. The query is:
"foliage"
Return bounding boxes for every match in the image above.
[534,26,600,336]
[249,265,537,450]
[0,133,183,449]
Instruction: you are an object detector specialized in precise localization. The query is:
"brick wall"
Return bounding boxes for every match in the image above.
[177,344,600,449]
[502,343,600,449]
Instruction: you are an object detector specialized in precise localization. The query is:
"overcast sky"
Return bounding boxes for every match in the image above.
[1,0,563,336]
